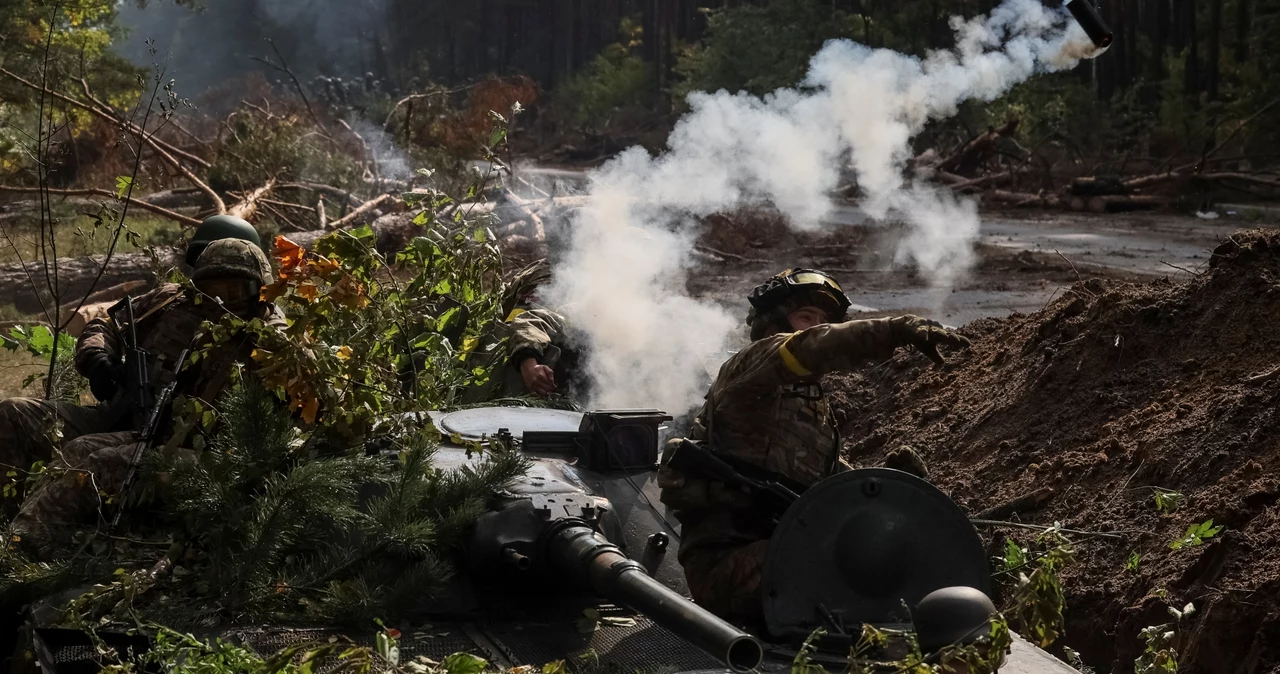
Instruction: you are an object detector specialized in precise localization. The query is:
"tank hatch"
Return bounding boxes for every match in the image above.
[436,407,583,440]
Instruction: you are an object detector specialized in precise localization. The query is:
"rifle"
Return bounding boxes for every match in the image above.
[109,344,190,531]
[104,294,156,432]
[663,438,802,516]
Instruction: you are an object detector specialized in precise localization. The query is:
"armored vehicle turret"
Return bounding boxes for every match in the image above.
[21,406,1078,674]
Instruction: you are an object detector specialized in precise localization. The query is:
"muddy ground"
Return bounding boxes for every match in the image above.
[687,206,1243,327]
[689,209,1280,674]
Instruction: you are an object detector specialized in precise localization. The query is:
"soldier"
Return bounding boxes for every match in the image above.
[507,306,588,401]
[457,259,584,405]
[8,239,283,557]
[183,214,263,268]
[65,214,263,341]
[0,218,267,514]
[657,268,970,627]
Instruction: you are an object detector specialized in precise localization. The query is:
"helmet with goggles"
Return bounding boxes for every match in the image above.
[746,268,851,339]
[191,239,273,305]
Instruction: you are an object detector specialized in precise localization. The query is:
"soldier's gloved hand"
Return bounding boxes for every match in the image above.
[84,352,122,402]
[890,315,971,365]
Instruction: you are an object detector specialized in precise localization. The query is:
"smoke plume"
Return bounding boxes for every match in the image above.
[545,0,1103,415]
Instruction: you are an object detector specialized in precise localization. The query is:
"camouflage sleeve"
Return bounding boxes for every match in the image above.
[74,314,121,375]
[506,308,566,367]
[717,318,904,394]
[74,284,184,375]
[265,303,288,328]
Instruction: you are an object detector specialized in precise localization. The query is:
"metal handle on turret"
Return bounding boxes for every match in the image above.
[545,523,764,673]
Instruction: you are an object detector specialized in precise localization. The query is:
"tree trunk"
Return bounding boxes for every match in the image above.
[1236,0,1251,62]
[1152,0,1171,77]
[1185,0,1201,98]
[1207,0,1223,99]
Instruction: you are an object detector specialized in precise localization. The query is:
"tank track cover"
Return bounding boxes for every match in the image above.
[21,407,1079,674]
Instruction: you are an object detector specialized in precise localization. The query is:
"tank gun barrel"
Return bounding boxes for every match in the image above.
[546,523,763,673]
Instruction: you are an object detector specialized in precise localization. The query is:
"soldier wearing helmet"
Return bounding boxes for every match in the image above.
[185,214,263,267]
[66,214,264,372]
[6,240,286,557]
[657,268,970,627]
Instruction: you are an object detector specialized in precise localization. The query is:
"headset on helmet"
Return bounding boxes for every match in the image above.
[746,269,851,339]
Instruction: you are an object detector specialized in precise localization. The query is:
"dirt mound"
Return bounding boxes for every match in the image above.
[828,228,1280,674]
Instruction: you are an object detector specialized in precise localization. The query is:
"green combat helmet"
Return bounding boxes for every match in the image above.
[186,214,263,267]
[191,238,273,286]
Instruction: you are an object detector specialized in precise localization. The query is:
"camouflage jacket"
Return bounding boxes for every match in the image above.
[75,283,286,409]
[506,307,589,399]
[456,305,562,404]
[506,307,567,364]
[659,318,907,558]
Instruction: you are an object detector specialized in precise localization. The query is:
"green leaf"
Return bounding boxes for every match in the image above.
[115,175,134,198]
[472,227,487,243]
[1170,519,1223,550]
[26,325,55,357]
[413,211,430,225]
[487,128,506,148]
[442,652,487,674]
[1153,489,1185,513]
[1002,539,1026,571]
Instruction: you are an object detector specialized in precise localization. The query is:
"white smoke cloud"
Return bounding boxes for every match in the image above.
[545,0,1103,415]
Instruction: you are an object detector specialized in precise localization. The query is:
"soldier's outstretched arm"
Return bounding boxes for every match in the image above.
[507,308,567,365]
[728,316,969,391]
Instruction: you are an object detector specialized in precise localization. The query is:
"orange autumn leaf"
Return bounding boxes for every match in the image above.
[300,395,319,425]
[309,256,340,275]
[335,345,353,361]
[274,236,305,272]
[296,283,320,302]
[260,280,288,302]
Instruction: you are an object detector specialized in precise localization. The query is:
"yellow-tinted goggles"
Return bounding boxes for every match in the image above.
[195,278,261,304]
[786,271,842,292]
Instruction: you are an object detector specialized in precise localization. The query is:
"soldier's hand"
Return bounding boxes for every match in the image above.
[890,315,971,365]
[520,358,557,397]
[85,352,122,402]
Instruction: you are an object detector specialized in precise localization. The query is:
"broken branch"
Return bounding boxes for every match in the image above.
[325,194,395,230]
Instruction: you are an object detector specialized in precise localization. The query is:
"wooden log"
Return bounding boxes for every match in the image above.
[983,189,1063,209]
[1086,194,1168,213]
[325,194,395,230]
[226,179,277,221]
[1070,176,1129,196]
[950,171,1013,191]
[939,119,1020,175]
[0,250,179,314]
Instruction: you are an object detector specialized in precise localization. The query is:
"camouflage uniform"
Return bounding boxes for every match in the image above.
[9,240,282,555]
[0,399,117,517]
[659,317,954,626]
[506,307,589,400]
